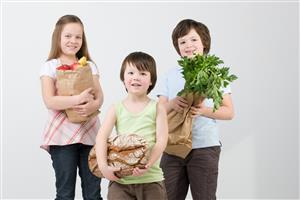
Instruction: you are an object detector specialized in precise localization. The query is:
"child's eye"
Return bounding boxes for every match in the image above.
[128,71,134,75]
[76,36,82,39]
[179,41,186,45]
[65,34,71,38]
[140,71,149,76]
[192,38,198,42]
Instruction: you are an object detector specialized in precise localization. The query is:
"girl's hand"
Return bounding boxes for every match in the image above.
[72,100,96,117]
[100,166,120,181]
[169,96,188,113]
[77,88,94,105]
[190,101,205,118]
[132,165,149,176]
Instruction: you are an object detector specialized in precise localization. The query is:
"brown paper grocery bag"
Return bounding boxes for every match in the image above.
[165,93,204,158]
[56,65,99,123]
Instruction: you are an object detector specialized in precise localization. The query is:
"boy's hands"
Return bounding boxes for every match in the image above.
[169,96,188,113]
[189,100,205,118]
[170,96,206,117]
[131,165,149,176]
[100,165,120,181]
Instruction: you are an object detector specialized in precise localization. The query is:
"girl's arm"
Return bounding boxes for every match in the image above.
[190,93,235,120]
[95,105,120,181]
[92,75,104,110]
[72,75,104,116]
[40,76,94,110]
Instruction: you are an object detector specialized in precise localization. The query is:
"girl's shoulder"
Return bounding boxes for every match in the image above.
[44,58,60,67]
[40,59,60,78]
[87,60,99,75]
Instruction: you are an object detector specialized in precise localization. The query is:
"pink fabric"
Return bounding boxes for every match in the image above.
[41,109,100,152]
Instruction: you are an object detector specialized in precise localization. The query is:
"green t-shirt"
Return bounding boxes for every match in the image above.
[115,99,164,184]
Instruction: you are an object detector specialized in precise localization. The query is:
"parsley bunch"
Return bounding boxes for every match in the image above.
[177,54,238,111]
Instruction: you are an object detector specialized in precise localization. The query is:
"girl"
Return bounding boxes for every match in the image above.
[40,15,103,200]
[157,19,235,200]
[95,52,168,200]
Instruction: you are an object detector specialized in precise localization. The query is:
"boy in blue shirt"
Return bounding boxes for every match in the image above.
[157,19,235,200]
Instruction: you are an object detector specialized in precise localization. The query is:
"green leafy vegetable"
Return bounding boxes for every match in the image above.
[177,54,238,111]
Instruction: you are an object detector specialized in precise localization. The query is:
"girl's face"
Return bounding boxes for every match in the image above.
[60,23,83,57]
[123,63,152,96]
[178,28,204,58]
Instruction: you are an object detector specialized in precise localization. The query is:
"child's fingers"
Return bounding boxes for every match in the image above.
[177,96,188,103]
[73,105,83,109]
[189,107,203,118]
[110,166,121,172]
[84,87,93,93]
[132,167,148,176]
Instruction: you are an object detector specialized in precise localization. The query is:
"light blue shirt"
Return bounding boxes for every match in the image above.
[156,66,231,149]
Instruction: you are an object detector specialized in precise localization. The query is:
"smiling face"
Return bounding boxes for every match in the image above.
[178,28,204,58]
[60,22,83,58]
[123,63,152,96]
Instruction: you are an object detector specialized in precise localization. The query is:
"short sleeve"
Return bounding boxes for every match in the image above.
[88,61,99,75]
[221,84,232,95]
[155,72,169,98]
[39,59,58,79]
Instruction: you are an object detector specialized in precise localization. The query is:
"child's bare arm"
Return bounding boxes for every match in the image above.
[95,105,120,181]
[91,75,104,110]
[41,76,94,110]
[146,102,168,168]
[190,94,235,120]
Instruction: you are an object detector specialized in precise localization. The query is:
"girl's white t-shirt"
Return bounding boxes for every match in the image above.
[39,58,100,152]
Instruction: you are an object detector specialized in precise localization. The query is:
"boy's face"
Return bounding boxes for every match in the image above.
[60,23,83,57]
[123,63,152,95]
[178,28,204,58]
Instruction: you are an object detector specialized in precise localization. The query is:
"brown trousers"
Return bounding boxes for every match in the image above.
[160,146,221,200]
[107,181,167,200]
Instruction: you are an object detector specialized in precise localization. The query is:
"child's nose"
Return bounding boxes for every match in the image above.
[133,74,140,80]
[186,40,192,47]
[71,37,77,43]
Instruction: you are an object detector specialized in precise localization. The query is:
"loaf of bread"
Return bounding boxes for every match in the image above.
[88,134,149,178]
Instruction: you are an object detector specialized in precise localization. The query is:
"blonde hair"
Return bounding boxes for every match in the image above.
[47,15,92,61]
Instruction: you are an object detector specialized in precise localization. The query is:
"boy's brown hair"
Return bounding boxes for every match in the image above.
[172,19,211,55]
[47,14,92,61]
[120,52,157,94]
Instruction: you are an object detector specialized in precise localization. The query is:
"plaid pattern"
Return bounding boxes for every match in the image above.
[41,109,100,152]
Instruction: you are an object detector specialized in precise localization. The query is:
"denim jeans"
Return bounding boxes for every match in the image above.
[50,144,102,200]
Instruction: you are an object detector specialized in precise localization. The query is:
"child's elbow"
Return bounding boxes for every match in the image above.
[43,96,57,110]
[44,100,54,110]
[227,110,235,120]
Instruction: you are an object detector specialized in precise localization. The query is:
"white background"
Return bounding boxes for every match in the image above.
[2,2,299,199]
